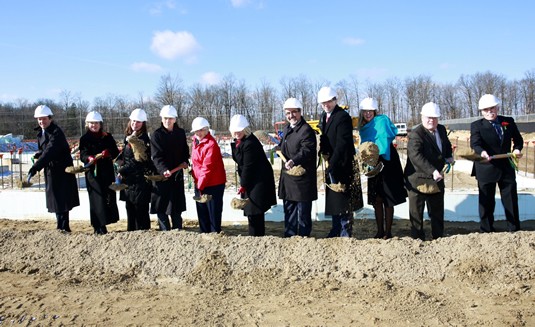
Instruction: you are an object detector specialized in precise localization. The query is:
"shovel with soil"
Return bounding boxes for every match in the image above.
[109,175,128,192]
[65,153,103,174]
[145,163,187,182]
[15,173,33,189]
[357,142,385,177]
[276,151,306,177]
[456,148,516,162]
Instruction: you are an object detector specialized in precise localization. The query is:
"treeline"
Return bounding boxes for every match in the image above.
[1,69,534,140]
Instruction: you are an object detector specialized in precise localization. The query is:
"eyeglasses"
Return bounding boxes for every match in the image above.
[285,110,300,116]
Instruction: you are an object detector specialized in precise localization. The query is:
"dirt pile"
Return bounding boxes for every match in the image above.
[1,224,535,325]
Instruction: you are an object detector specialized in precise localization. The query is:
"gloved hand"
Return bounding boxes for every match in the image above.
[88,156,96,163]
[237,186,246,195]
[33,152,41,160]
[28,166,37,177]
[101,149,111,158]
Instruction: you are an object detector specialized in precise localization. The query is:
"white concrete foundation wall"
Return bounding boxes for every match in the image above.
[1,188,533,223]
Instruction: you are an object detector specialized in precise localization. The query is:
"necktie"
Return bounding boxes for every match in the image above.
[433,131,442,151]
[492,121,502,141]
[326,115,329,123]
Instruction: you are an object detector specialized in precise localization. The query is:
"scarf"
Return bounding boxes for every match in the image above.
[359,115,397,160]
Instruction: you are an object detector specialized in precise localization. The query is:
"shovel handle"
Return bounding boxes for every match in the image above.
[83,153,103,168]
[489,153,515,160]
[276,151,287,162]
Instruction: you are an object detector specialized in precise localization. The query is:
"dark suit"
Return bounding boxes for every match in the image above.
[278,119,317,237]
[319,105,363,237]
[470,116,523,232]
[404,124,452,240]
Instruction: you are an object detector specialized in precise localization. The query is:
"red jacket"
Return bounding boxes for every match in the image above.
[191,132,226,190]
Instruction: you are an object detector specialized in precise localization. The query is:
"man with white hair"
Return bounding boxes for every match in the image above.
[404,102,453,241]
[471,94,523,233]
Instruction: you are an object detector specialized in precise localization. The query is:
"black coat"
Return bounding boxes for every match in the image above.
[118,133,155,206]
[470,116,523,183]
[278,119,317,202]
[319,106,363,215]
[150,125,189,215]
[79,131,120,227]
[232,134,277,216]
[32,122,80,213]
[404,124,453,192]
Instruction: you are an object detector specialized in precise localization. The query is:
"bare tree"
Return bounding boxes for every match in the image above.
[154,73,186,125]
[520,68,535,115]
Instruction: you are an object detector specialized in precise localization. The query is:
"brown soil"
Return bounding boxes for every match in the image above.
[1,218,535,326]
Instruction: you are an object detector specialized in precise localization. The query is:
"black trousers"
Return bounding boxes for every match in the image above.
[56,212,71,232]
[478,177,520,233]
[126,201,151,231]
[248,214,265,236]
[408,190,444,241]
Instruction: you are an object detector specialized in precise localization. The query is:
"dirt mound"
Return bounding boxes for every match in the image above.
[1,222,535,325]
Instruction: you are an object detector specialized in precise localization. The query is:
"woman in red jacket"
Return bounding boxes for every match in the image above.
[191,117,226,233]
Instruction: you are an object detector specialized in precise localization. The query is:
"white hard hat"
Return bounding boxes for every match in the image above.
[283,98,302,110]
[85,111,103,122]
[34,105,53,118]
[160,105,178,118]
[229,114,249,132]
[359,97,378,110]
[317,87,337,103]
[478,94,500,110]
[129,108,147,122]
[421,102,441,117]
[191,117,210,132]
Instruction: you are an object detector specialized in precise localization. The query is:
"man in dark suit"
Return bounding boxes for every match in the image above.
[470,94,523,233]
[278,98,317,237]
[404,102,453,241]
[318,87,363,237]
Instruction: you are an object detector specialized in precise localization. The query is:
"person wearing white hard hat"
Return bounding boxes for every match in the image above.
[79,111,120,234]
[278,98,317,237]
[317,87,363,238]
[357,98,406,239]
[117,108,155,231]
[150,105,189,231]
[470,94,523,233]
[191,117,226,233]
[230,114,276,236]
[28,105,80,232]
[404,102,453,241]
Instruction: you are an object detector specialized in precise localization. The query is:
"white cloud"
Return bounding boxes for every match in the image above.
[201,72,222,85]
[342,37,365,46]
[130,62,165,73]
[230,0,250,7]
[149,0,177,14]
[150,30,201,62]
[355,68,388,80]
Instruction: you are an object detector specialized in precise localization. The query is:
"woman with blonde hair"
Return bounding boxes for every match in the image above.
[230,115,276,236]
[191,117,226,233]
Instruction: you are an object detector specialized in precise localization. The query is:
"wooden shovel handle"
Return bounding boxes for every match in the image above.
[83,153,104,168]
[490,153,515,160]
[276,151,287,162]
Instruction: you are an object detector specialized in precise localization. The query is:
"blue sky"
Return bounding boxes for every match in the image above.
[1,0,534,104]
